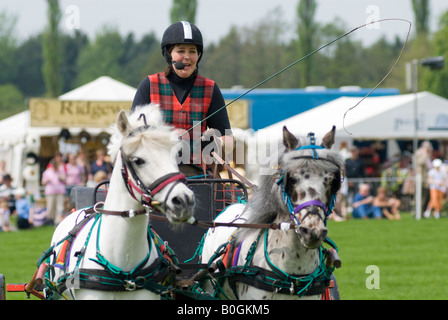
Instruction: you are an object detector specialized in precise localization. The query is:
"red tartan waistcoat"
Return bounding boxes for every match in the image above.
[148,72,214,134]
[148,72,215,165]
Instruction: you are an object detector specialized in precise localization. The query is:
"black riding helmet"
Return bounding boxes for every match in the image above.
[161,21,204,66]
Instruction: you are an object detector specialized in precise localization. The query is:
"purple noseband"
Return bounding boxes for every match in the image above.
[293,200,328,214]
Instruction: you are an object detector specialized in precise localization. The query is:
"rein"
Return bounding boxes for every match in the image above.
[150,211,296,231]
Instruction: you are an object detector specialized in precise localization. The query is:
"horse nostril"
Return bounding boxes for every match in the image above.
[299,225,310,236]
[172,196,183,206]
[172,195,195,208]
[299,225,327,241]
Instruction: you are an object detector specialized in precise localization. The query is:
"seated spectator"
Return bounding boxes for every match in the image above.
[14,188,33,229]
[352,183,381,219]
[0,198,11,232]
[0,174,16,214]
[32,198,48,227]
[372,187,401,220]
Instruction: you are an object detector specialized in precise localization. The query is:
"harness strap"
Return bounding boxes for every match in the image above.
[93,203,148,218]
[226,266,327,296]
[56,257,174,294]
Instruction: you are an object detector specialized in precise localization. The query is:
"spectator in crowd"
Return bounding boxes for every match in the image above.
[89,149,112,183]
[415,141,433,213]
[14,187,33,229]
[352,183,381,219]
[345,146,366,204]
[42,158,66,225]
[76,150,89,185]
[65,153,86,196]
[372,186,401,220]
[87,170,108,187]
[32,198,47,227]
[424,158,446,219]
[0,197,11,232]
[0,174,16,214]
[22,152,41,199]
[0,160,7,184]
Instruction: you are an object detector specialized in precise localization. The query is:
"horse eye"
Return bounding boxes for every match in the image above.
[131,157,145,166]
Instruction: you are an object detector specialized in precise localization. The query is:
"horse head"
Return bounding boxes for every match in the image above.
[280,126,342,249]
[111,105,195,224]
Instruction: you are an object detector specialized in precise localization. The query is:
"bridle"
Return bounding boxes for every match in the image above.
[119,115,187,212]
[120,152,186,210]
[276,132,342,227]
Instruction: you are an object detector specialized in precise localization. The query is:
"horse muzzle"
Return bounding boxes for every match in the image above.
[295,203,328,248]
[165,189,195,223]
[298,224,328,249]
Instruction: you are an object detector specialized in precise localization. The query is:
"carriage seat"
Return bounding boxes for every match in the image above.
[69,186,106,211]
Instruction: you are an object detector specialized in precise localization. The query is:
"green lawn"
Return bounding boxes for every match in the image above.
[327,213,448,300]
[1,213,447,300]
[0,224,54,300]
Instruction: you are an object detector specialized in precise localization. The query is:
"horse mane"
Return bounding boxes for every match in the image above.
[108,104,176,162]
[236,134,343,242]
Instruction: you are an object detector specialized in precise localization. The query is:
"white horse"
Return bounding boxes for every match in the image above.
[201,126,343,300]
[44,104,195,300]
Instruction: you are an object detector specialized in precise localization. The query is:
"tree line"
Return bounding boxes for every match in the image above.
[0,0,447,120]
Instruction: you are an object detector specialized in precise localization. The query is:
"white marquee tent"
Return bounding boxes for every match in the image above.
[239,91,448,182]
[255,91,448,144]
[58,76,137,101]
[0,76,136,186]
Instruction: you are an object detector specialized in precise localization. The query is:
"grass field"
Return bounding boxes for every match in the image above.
[1,213,447,300]
[327,213,448,300]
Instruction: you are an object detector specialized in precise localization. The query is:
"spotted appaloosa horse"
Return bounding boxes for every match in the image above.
[201,126,343,299]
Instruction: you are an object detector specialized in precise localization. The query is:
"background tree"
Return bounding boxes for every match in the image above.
[0,11,18,85]
[203,27,242,88]
[170,0,197,23]
[60,30,88,93]
[296,0,318,86]
[411,0,430,36]
[119,32,160,87]
[42,0,62,97]
[0,10,25,118]
[75,26,125,85]
[423,9,448,99]
[15,35,45,97]
[0,84,24,119]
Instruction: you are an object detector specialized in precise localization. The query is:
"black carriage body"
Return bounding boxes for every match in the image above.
[150,179,247,264]
[69,178,247,265]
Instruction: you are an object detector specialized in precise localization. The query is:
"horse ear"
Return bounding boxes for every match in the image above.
[283,126,299,151]
[321,126,336,149]
[117,110,132,136]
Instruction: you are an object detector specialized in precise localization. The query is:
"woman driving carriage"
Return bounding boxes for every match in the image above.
[131,21,233,176]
